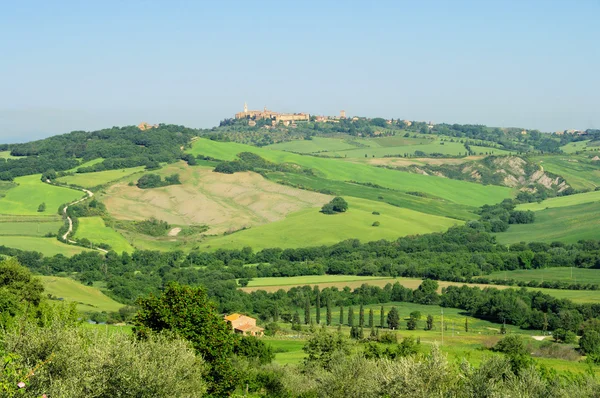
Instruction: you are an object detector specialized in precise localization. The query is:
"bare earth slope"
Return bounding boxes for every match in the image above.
[102,163,331,234]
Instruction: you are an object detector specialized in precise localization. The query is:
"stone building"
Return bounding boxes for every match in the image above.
[224,313,264,337]
[235,103,309,123]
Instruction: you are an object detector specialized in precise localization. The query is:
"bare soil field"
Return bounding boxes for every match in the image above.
[102,163,331,234]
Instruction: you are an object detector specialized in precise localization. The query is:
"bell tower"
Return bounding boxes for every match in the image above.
[244,102,248,113]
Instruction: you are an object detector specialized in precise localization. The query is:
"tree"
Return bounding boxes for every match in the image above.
[348,307,354,327]
[37,202,46,212]
[326,299,332,326]
[315,287,321,324]
[133,283,235,395]
[304,298,311,325]
[380,305,385,328]
[233,335,274,365]
[320,197,348,214]
[339,305,344,326]
[303,329,350,370]
[426,314,434,330]
[369,309,374,328]
[580,330,600,356]
[387,307,400,330]
[465,317,469,332]
[407,315,417,330]
[359,304,365,327]
[413,279,440,305]
[493,335,534,374]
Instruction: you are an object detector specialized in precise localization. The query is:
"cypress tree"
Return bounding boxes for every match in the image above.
[273,304,279,322]
[369,308,374,328]
[304,298,310,325]
[359,304,365,327]
[380,305,385,328]
[339,305,344,325]
[326,299,332,326]
[348,307,354,327]
[315,288,321,325]
[465,317,469,332]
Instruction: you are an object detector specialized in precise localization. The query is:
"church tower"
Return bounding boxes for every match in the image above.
[244,102,248,113]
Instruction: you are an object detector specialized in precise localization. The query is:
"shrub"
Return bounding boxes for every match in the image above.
[37,202,46,212]
[372,221,380,227]
[321,197,348,214]
[372,211,380,215]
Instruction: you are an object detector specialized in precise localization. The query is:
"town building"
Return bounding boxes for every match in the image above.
[224,313,264,337]
[138,122,158,131]
[235,103,309,123]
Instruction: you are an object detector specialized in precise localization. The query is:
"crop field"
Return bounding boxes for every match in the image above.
[267,172,477,221]
[242,275,600,304]
[39,275,125,313]
[486,267,600,285]
[0,219,63,236]
[199,196,461,251]
[533,155,600,190]
[102,162,330,235]
[496,201,600,244]
[0,236,89,256]
[0,175,83,215]
[517,190,600,211]
[57,166,146,188]
[188,139,513,207]
[74,217,134,253]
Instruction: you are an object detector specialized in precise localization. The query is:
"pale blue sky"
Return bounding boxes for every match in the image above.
[1,0,598,142]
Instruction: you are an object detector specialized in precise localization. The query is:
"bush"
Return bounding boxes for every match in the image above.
[372,221,380,227]
[37,202,46,212]
[137,173,181,189]
[372,211,380,215]
[321,197,348,214]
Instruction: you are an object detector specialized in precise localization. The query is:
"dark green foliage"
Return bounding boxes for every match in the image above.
[302,329,350,370]
[0,258,44,327]
[580,330,600,356]
[372,221,380,227]
[396,336,420,357]
[465,317,469,332]
[368,308,374,328]
[426,314,434,330]
[37,202,46,212]
[348,306,354,327]
[137,173,181,189]
[304,298,310,325]
[359,304,364,327]
[380,305,385,328]
[133,283,236,396]
[213,152,314,175]
[493,334,534,374]
[413,279,439,305]
[315,287,321,324]
[233,335,274,365]
[406,315,417,330]
[553,328,577,344]
[387,307,400,330]
[339,305,344,325]
[320,197,348,214]
[115,218,170,237]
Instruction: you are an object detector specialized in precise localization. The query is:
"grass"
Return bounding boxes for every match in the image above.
[242,275,600,304]
[57,166,146,188]
[0,174,84,215]
[0,219,63,236]
[74,217,134,253]
[0,151,18,159]
[0,236,90,256]
[496,201,600,244]
[486,267,600,285]
[560,140,591,153]
[199,196,462,251]
[267,172,477,221]
[188,139,513,207]
[517,190,600,211]
[39,275,125,313]
[65,158,106,172]
[266,137,361,153]
[533,155,600,190]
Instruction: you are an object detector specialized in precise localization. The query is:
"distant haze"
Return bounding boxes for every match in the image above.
[1,1,598,142]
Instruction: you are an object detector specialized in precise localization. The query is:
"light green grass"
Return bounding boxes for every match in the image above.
[39,275,125,313]
[487,267,600,285]
[57,166,146,188]
[0,151,18,159]
[534,155,600,190]
[0,175,84,215]
[325,142,469,158]
[368,135,431,147]
[247,275,389,287]
[74,217,134,253]
[496,201,600,244]
[188,139,513,206]
[0,236,90,256]
[0,220,63,236]
[266,137,361,153]
[517,190,600,211]
[200,196,462,251]
[560,140,591,153]
[65,158,105,172]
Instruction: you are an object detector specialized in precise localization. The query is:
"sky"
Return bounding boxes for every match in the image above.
[1,0,599,142]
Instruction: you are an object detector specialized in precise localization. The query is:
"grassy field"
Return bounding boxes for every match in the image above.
[188,139,513,207]
[74,217,134,253]
[0,151,18,159]
[534,155,600,190]
[0,236,89,256]
[517,190,600,211]
[267,172,477,221]
[242,275,600,304]
[266,137,362,153]
[57,166,146,188]
[0,219,63,236]
[199,196,462,251]
[39,275,125,313]
[65,158,106,172]
[0,175,84,215]
[487,267,600,284]
[324,142,509,158]
[496,201,600,244]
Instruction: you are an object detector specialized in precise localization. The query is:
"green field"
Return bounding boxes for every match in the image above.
[0,219,63,236]
[74,217,134,253]
[267,172,477,221]
[517,190,600,211]
[0,236,90,256]
[39,275,125,313]
[497,201,600,244]
[65,157,106,172]
[57,166,146,188]
[0,175,84,215]
[534,155,600,190]
[246,275,389,287]
[188,139,513,207]
[0,151,18,159]
[560,140,591,153]
[266,137,362,153]
[487,267,600,285]
[200,196,462,251]
[323,142,509,158]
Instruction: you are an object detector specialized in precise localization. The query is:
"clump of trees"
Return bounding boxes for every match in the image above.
[137,173,181,189]
[321,197,348,214]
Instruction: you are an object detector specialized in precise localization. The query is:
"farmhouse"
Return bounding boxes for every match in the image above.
[224,313,264,336]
